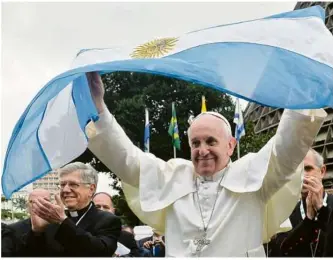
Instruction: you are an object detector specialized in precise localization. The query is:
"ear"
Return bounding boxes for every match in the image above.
[320,164,326,178]
[89,184,96,196]
[227,137,237,156]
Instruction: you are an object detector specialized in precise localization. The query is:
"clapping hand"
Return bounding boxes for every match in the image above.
[304,175,324,219]
[32,194,67,225]
[30,205,50,233]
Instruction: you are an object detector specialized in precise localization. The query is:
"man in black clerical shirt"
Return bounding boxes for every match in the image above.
[267,149,333,257]
[23,162,121,257]
[93,192,141,257]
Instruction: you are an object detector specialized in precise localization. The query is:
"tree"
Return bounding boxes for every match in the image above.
[12,196,27,212]
[231,120,276,162]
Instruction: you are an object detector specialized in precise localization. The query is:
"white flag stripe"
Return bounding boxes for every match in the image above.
[72,17,333,69]
[38,83,88,169]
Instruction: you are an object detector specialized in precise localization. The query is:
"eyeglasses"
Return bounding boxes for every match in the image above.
[58,181,91,190]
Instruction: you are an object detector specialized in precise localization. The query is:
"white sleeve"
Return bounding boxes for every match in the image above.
[87,108,151,188]
[258,109,327,201]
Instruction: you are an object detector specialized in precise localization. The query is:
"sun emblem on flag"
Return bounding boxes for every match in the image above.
[130,37,178,58]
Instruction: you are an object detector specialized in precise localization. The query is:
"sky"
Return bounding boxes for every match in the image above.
[1,1,296,193]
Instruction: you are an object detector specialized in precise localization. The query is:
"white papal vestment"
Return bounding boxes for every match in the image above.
[87,108,326,257]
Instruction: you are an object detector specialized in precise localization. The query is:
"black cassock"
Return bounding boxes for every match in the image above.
[266,194,333,257]
[17,202,121,257]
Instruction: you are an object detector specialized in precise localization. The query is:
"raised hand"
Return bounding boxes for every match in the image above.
[143,240,154,249]
[86,72,105,113]
[31,205,50,233]
[303,176,324,211]
[306,192,316,220]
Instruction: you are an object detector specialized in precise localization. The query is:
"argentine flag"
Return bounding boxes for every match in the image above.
[144,108,150,153]
[2,6,333,198]
[233,98,245,141]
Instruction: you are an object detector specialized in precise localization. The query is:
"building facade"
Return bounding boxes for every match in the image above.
[32,171,60,196]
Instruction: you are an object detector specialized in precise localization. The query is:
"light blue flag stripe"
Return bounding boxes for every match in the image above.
[2,6,333,198]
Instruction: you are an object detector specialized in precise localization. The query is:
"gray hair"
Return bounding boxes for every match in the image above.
[310,149,324,168]
[59,162,99,185]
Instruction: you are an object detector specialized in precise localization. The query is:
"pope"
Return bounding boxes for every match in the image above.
[86,71,327,257]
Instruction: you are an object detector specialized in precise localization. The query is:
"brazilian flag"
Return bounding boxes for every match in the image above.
[168,102,181,150]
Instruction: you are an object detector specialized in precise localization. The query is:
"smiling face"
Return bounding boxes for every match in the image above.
[189,114,236,176]
[60,170,95,211]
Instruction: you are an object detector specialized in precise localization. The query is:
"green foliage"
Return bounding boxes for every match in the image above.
[12,196,27,212]
[1,195,8,202]
[231,120,276,161]
[1,209,28,220]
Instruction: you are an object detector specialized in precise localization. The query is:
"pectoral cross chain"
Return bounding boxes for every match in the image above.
[194,233,211,252]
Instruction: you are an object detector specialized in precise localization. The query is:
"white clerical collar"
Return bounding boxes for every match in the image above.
[69,211,78,217]
[196,160,232,182]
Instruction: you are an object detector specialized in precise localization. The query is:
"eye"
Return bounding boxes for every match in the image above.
[206,137,217,146]
[191,140,200,148]
[304,165,314,172]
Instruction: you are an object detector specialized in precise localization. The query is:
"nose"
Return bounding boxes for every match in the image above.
[62,184,71,192]
[198,144,209,157]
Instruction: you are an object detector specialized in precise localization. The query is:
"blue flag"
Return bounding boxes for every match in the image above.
[144,108,150,152]
[233,98,245,141]
[2,6,333,198]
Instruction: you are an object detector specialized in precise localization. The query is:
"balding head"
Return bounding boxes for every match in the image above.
[188,112,236,177]
[28,189,51,214]
[92,192,115,213]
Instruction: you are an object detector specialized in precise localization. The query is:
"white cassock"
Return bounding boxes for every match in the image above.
[87,108,326,257]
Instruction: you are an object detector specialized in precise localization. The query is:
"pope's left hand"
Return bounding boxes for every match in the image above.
[32,194,67,224]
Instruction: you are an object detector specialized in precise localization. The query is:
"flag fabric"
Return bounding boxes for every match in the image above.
[233,98,245,141]
[144,108,150,152]
[2,6,333,198]
[201,96,207,113]
[168,102,181,150]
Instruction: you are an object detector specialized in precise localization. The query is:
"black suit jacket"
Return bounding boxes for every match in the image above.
[21,203,121,257]
[268,194,333,257]
[323,196,333,257]
[2,222,27,257]
[5,219,32,256]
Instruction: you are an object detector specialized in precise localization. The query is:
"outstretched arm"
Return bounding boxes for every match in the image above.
[259,109,327,201]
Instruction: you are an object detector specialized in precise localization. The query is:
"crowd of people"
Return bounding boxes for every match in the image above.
[1,163,166,257]
[2,149,332,257]
[1,71,333,257]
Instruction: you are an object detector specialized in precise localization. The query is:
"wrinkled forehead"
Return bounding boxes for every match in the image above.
[60,170,82,181]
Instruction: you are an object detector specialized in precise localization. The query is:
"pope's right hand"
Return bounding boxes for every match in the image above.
[86,72,105,114]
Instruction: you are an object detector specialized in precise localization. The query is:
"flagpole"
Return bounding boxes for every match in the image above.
[237,141,240,160]
[174,146,176,158]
